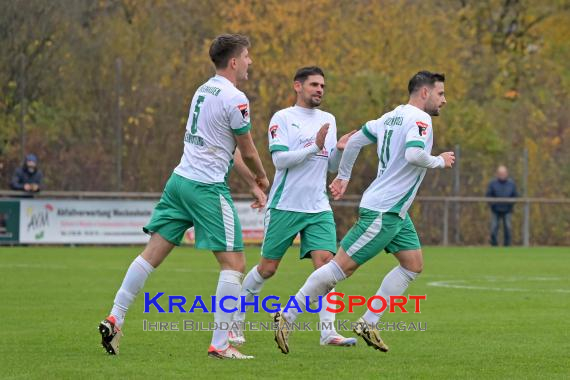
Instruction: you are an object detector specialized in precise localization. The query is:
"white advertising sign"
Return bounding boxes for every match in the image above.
[19,199,266,244]
[19,199,155,244]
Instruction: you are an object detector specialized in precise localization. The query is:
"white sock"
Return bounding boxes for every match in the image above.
[284,261,346,323]
[362,265,419,325]
[110,255,155,327]
[234,265,265,322]
[211,270,243,350]
[319,288,338,338]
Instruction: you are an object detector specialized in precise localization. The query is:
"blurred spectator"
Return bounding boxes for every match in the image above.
[10,154,43,193]
[486,165,517,246]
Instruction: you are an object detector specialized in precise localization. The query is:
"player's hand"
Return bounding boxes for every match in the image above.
[315,123,330,150]
[440,152,455,168]
[255,176,270,192]
[249,184,267,211]
[336,130,357,150]
[329,177,349,200]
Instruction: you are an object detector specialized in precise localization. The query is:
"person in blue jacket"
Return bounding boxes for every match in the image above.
[486,165,517,246]
[10,154,43,193]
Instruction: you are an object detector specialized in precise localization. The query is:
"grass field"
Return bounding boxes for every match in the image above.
[1,246,569,379]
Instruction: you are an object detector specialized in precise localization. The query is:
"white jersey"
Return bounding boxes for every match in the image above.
[267,106,337,213]
[360,104,434,218]
[174,75,251,183]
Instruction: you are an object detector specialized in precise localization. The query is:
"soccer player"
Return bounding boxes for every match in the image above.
[229,66,357,348]
[98,34,269,360]
[273,71,455,354]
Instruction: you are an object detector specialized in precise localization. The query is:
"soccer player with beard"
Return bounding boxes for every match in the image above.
[230,67,357,348]
[273,71,455,354]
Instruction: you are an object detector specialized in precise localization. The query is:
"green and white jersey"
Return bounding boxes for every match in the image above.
[360,104,434,218]
[174,75,251,184]
[267,106,337,213]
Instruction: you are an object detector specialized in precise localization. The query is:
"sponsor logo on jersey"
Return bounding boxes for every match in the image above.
[269,124,278,139]
[316,147,329,157]
[416,121,429,136]
[237,103,249,119]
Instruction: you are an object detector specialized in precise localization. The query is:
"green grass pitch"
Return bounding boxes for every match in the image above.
[1,246,569,379]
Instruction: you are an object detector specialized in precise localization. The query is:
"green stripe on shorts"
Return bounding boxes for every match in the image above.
[144,173,243,251]
[340,209,420,265]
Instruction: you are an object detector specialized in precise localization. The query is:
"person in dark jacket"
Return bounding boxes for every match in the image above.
[10,154,43,193]
[486,165,517,246]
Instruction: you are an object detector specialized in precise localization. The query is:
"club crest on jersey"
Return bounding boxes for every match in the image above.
[416,121,429,136]
[237,103,249,119]
[270,125,279,139]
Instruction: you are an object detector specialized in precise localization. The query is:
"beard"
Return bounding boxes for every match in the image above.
[306,95,321,108]
[426,102,440,116]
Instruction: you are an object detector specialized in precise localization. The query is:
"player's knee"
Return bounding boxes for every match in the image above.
[236,262,246,274]
[311,251,334,269]
[257,264,278,279]
[412,263,423,274]
[313,256,332,268]
[402,260,423,274]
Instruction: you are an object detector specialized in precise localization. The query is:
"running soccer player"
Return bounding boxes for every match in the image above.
[273,71,455,354]
[98,34,269,360]
[229,66,357,348]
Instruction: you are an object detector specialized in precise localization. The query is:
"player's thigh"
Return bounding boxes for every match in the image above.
[213,251,246,272]
[340,209,402,265]
[385,213,421,255]
[187,181,244,252]
[300,211,337,260]
[260,209,302,260]
[143,173,194,246]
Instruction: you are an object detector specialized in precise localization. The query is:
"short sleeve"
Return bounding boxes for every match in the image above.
[228,92,251,135]
[268,113,289,152]
[405,116,432,149]
[361,118,382,143]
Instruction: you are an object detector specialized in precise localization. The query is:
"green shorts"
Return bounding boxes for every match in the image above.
[143,173,243,251]
[261,208,336,260]
[340,208,421,265]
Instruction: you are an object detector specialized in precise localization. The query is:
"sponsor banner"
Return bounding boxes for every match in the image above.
[19,200,154,244]
[18,199,267,245]
[0,200,20,244]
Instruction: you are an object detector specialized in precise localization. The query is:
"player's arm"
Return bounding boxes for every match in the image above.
[268,114,328,170]
[271,123,327,170]
[404,118,454,168]
[328,128,357,173]
[228,94,269,191]
[233,149,267,209]
[336,129,375,180]
[272,146,319,170]
[404,148,450,168]
[329,128,374,200]
[235,133,269,191]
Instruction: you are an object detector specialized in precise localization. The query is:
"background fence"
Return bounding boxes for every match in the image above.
[2,191,568,246]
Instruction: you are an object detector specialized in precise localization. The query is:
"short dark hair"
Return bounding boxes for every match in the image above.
[209,34,250,69]
[408,71,445,95]
[294,66,325,83]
